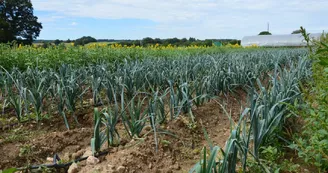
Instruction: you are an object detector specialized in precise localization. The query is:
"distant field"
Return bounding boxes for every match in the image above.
[33,41,116,47]
[33,42,73,46]
[85,41,116,45]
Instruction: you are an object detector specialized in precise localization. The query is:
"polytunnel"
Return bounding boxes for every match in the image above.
[241,33,322,47]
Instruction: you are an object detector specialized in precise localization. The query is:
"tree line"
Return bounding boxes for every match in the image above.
[39,36,241,47]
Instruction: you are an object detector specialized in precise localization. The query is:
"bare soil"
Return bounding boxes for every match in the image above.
[1,87,315,173]
[0,89,246,173]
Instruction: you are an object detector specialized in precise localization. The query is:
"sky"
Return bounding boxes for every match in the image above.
[31,0,328,40]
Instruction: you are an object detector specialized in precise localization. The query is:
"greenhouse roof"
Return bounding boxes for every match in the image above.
[241,33,322,47]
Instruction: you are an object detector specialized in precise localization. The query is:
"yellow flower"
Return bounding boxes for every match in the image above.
[244,44,258,48]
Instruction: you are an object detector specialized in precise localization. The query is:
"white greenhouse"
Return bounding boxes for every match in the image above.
[241,33,322,47]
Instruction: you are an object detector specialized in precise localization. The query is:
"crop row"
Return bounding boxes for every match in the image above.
[0,48,311,172]
[0,44,306,70]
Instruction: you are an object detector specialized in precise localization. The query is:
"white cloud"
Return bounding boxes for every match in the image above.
[37,15,65,23]
[71,22,78,26]
[32,0,328,39]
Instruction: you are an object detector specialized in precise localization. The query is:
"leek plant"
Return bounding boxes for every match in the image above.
[193,77,211,107]
[102,106,120,146]
[120,60,145,99]
[58,65,88,124]
[123,94,148,138]
[148,90,166,125]
[103,80,122,144]
[3,68,27,122]
[191,57,311,173]
[103,72,123,104]
[88,65,106,106]
[0,70,9,115]
[190,117,249,173]
[25,68,50,123]
[168,81,194,121]
[180,83,195,122]
[91,108,107,155]
[8,87,26,122]
[168,80,180,120]
[91,92,123,154]
[57,83,70,130]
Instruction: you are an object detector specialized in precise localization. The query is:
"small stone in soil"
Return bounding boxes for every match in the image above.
[116,166,126,173]
[46,157,53,162]
[72,150,84,160]
[87,156,100,165]
[68,163,78,173]
[82,150,93,157]
[170,163,181,170]
[63,152,71,161]
[107,164,115,170]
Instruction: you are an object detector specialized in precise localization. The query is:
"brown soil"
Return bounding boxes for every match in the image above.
[0,90,246,173]
[0,87,315,173]
[0,85,317,173]
[3,87,316,173]
[78,95,246,173]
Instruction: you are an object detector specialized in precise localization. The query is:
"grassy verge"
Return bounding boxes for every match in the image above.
[287,29,328,172]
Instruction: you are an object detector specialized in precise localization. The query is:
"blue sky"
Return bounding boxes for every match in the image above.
[31,0,328,40]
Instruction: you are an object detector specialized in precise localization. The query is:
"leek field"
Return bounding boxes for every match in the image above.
[0,44,323,172]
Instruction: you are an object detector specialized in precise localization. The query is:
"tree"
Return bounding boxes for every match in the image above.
[189,37,196,42]
[41,42,50,48]
[142,37,154,45]
[181,38,187,42]
[74,36,97,46]
[0,18,14,42]
[54,39,62,45]
[0,0,42,44]
[258,31,272,35]
[154,38,162,44]
[291,29,301,34]
[204,39,213,47]
[164,37,180,45]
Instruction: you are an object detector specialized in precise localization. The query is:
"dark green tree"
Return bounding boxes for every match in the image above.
[41,42,48,48]
[0,18,14,41]
[189,37,196,42]
[181,38,187,42]
[154,38,162,44]
[142,37,154,45]
[258,31,272,35]
[74,36,97,46]
[163,37,180,45]
[204,39,213,46]
[54,39,62,45]
[0,0,42,44]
